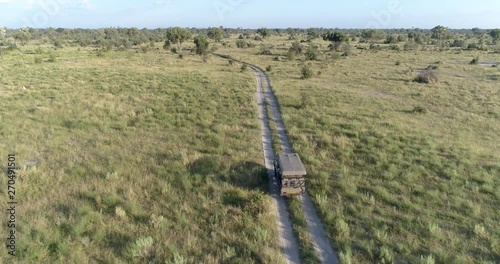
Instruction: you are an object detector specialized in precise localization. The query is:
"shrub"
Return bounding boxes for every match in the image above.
[170,47,177,54]
[34,57,43,64]
[412,106,428,114]
[328,41,343,51]
[163,40,171,50]
[254,35,263,41]
[289,41,303,55]
[259,44,272,55]
[48,53,57,63]
[266,65,272,72]
[390,44,401,51]
[470,56,480,65]
[241,64,248,72]
[194,36,209,56]
[236,40,248,49]
[305,45,318,60]
[96,49,106,57]
[301,65,313,79]
[467,43,479,50]
[414,69,438,84]
[286,51,296,61]
[395,61,401,66]
[140,46,149,53]
[451,39,466,48]
[341,43,352,56]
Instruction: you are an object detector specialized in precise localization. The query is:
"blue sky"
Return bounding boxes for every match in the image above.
[0,0,499,29]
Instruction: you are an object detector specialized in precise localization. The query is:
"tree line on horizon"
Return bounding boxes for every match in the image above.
[1,25,499,57]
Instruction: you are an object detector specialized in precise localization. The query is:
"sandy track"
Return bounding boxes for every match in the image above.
[215,54,337,263]
[254,66,338,264]
[253,65,301,264]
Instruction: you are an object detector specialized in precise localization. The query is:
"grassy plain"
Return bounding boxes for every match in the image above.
[219,35,500,263]
[0,45,284,263]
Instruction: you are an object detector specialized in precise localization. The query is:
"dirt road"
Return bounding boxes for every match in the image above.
[252,65,338,264]
[215,54,338,263]
[253,65,302,264]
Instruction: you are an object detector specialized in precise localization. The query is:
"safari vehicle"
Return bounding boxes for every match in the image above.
[274,153,306,196]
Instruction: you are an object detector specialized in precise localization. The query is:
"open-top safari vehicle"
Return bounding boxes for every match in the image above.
[274,153,306,196]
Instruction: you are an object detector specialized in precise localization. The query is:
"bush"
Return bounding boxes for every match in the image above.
[286,51,296,61]
[48,53,57,63]
[259,44,272,55]
[266,65,272,72]
[395,61,401,66]
[163,40,171,50]
[194,36,209,56]
[305,45,318,60]
[170,47,177,54]
[34,57,43,64]
[412,106,428,114]
[467,43,479,50]
[236,39,248,49]
[451,39,466,48]
[341,43,352,56]
[241,64,248,72]
[301,65,313,79]
[470,56,480,65]
[289,41,303,55]
[414,69,438,84]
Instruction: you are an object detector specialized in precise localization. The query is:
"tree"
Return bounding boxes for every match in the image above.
[490,29,500,44]
[361,29,385,42]
[323,31,349,43]
[287,28,297,40]
[194,36,209,56]
[166,27,192,51]
[307,28,320,40]
[431,25,450,40]
[207,27,224,42]
[257,28,271,39]
[472,27,483,36]
[323,31,349,51]
[14,27,31,46]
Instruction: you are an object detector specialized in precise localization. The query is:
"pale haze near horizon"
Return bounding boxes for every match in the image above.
[0,0,499,29]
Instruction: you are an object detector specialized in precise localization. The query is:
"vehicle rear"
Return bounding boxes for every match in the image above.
[274,153,307,196]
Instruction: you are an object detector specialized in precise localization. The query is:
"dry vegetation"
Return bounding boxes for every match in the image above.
[217,34,500,263]
[1,27,499,263]
[0,45,284,263]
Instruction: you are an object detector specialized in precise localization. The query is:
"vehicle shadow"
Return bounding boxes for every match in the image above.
[188,157,269,191]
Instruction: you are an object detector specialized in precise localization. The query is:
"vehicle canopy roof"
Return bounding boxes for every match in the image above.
[278,153,307,176]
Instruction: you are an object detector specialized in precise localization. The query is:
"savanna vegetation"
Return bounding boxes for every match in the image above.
[0,35,285,263]
[216,27,500,263]
[1,25,499,263]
